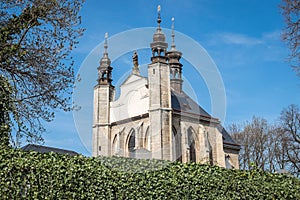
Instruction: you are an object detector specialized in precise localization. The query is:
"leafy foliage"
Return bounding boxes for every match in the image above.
[1,148,300,199]
[0,0,84,145]
[0,76,13,147]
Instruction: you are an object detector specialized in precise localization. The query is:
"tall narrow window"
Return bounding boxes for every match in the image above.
[144,127,150,151]
[128,130,135,158]
[188,128,196,162]
[172,127,182,162]
[112,134,118,155]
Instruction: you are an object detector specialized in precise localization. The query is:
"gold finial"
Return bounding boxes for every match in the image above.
[157,5,161,12]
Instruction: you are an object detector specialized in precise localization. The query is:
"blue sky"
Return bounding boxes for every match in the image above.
[43,0,300,156]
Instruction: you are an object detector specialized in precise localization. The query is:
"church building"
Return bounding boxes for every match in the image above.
[92,6,240,168]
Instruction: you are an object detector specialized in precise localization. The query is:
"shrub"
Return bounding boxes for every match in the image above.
[0,147,299,199]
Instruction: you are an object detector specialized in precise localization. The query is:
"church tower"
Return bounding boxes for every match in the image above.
[92,33,115,157]
[148,6,173,160]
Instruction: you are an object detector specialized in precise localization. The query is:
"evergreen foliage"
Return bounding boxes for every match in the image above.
[1,148,299,199]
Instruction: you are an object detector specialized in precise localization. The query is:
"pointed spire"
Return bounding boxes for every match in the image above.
[157,5,161,28]
[100,32,110,65]
[167,18,183,93]
[151,5,168,63]
[103,32,108,57]
[98,32,113,85]
[171,17,176,50]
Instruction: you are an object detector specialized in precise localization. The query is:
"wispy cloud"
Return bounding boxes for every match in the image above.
[205,30,287,67]
[262,30,281,41]
[208,30,282,47]
[216,33,263,46]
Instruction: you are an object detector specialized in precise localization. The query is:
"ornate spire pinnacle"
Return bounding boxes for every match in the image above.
[171,17,176,50]
[151,5,168,63]
[101,32,110,63]
[157,5,161,28]
[98,32,113,85]
[103,32,108,56]
[166,19,183,92]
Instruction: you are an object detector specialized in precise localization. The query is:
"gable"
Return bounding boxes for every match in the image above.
[110,73,149,123]
[121,74,146,86]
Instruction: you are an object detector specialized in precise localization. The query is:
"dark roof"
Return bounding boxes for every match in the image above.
[171,91,240,150]
[217,125,236,144]
[171,91,211,118]
[217,125,241,150]
[21,144,79,156]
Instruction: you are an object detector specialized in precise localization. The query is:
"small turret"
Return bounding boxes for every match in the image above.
[150,5,168,64]
[97,33,113,85]
[167,18,183,93]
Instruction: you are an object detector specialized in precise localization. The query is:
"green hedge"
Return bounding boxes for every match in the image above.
[0,147,300,199]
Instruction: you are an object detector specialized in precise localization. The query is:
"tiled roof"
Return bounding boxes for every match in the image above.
[217,125,241,150]
[171,91,211,118]
[171,91,240,149]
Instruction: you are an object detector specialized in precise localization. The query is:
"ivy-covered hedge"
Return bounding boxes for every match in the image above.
[1,147,300,199]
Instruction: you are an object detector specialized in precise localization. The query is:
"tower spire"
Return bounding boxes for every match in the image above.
[150,5,168,63]
[171,17,176,50]
[157,5,161,28]
[104,32,108,55]
[98,32,113,85]
[167,18,183,93]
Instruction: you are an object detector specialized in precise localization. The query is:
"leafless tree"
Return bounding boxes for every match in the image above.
[267,125,290,173]
[229,107,300,177]
[280,0,300,76]
[280,104,300,177]
[229,116,292,174]
[229,117,269,170]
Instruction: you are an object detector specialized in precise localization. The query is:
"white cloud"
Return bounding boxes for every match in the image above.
[262,30,281,40]
[219,33,263,46]
[204,30,287,67]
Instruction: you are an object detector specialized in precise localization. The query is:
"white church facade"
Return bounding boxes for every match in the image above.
[92,7,240,168]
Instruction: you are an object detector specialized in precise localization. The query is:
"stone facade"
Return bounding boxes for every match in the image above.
[92,8,240,169]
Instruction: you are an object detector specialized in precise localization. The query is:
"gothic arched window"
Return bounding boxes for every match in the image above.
[172,126,182,162]
[128,130,135,158]
[188,128,196,162]
[144,127,150,151]
[112,134,118,155]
